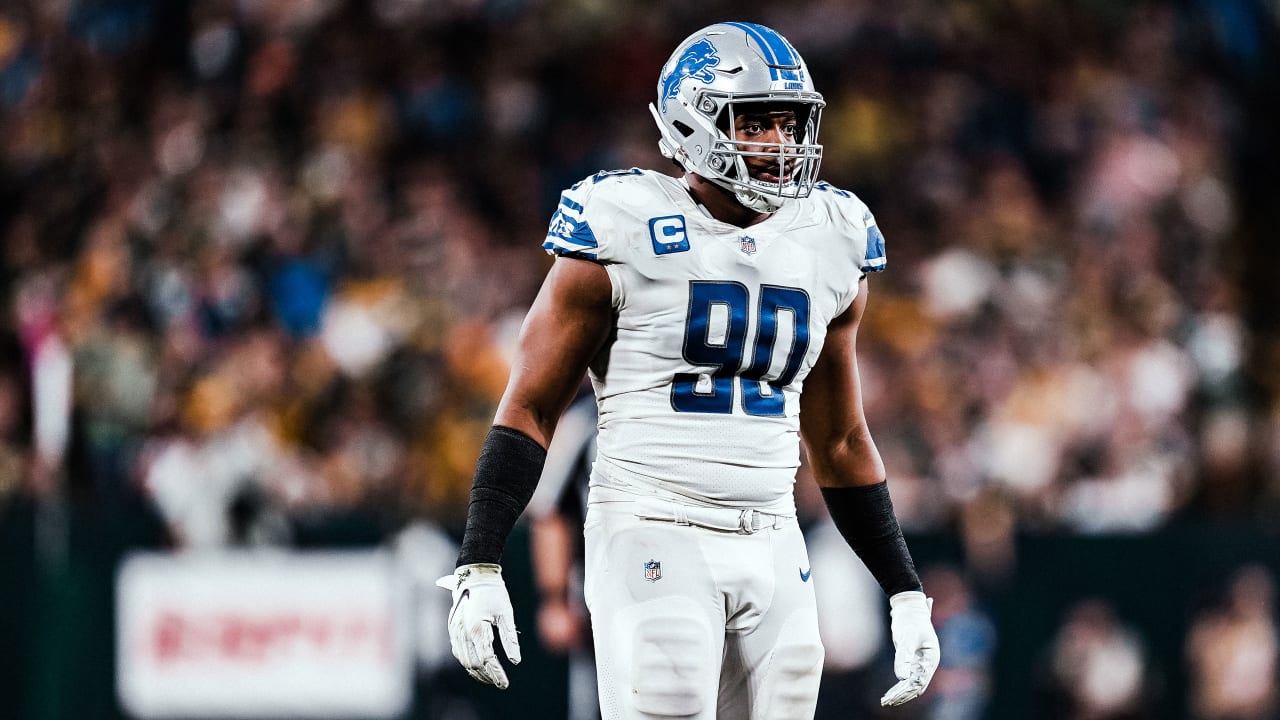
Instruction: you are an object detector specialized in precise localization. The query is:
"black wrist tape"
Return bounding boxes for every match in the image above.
[456,425,547,567]
[820,482,923,596]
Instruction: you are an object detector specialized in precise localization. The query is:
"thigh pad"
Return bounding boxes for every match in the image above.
[627,599,715,718]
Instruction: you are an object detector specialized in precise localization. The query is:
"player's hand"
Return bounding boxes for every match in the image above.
[436,563,522,688]
[880,590,940,707]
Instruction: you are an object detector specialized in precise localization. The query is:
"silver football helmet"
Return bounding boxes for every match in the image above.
[650,22,825,213]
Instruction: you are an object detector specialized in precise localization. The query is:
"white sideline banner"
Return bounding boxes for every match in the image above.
[116,550,411,719]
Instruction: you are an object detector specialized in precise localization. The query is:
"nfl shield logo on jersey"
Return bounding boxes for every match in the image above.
[739,236,757,255]
[644,559,662,582]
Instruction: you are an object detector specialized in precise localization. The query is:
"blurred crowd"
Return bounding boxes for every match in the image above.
[0,1,1279,717]
[1030,564,1278,720]
[3,0,1278,546]
[0,0,1275,551]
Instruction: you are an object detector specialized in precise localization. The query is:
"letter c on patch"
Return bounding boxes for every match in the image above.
[649,215,691,255]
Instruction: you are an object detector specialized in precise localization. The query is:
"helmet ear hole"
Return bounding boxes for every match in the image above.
[672,121,696,138]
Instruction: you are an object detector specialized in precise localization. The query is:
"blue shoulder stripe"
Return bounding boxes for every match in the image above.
[542,240,598,262]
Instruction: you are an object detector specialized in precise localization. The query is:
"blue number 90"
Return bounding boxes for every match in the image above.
[672,281,810,417]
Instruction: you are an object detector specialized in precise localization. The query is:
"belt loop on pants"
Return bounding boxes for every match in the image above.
[736,508,788,534]
[673,504,690,526]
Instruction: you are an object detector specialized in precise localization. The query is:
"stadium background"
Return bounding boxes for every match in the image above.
[0,0,1278,718]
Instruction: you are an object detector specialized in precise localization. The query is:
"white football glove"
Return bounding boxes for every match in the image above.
[436,563,522,689]
[880,590,941,707]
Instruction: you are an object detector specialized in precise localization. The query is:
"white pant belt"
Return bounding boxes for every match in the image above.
[632,498,793,535]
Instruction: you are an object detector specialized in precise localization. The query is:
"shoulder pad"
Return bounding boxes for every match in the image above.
[543,169,646,261]
[811,182,886,273]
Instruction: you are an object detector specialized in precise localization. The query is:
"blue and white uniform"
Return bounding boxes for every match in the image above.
[542,168,887,720]
[545,168,885,512]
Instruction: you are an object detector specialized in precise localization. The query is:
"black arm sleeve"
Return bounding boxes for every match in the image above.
[456,425,547,567]
[820,481,923,596]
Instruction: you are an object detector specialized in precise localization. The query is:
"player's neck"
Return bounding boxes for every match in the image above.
[684,174,772,228]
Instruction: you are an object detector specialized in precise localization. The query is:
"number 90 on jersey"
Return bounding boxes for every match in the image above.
[672,281,811,417]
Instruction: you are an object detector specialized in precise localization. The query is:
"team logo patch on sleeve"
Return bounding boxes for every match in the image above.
[644,559,662,582]
[649,215,690,255]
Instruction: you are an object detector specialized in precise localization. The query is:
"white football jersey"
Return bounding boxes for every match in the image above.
[543,169,885,510]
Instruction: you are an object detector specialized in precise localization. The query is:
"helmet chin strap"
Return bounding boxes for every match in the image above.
[733,185,782,214]
[699,151,783,214]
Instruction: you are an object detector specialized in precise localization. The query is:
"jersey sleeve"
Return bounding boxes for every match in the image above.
[543,179,601,261]
[812,182,888,275]
[543,169,643,263]
[860,208,887,274]
[811,182,888,317]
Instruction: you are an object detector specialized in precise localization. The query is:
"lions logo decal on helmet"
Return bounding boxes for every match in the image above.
[659,38,721,112]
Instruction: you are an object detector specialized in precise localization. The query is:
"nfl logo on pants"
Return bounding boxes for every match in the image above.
[644,559,662,582]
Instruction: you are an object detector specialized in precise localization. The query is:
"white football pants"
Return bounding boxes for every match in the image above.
[583,493,824,720]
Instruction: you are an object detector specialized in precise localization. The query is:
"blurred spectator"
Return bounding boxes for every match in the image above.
[1036,599,1158,720]
[1185,565,1279,720]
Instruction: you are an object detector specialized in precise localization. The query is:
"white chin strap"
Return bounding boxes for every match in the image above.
[684,175,781,214]
[733,185,782,213]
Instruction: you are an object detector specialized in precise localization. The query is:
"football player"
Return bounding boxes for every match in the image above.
[438,21,939,719]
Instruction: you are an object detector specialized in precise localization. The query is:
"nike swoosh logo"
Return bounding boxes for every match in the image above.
[799,567,812,582]
[448,588,470,623]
